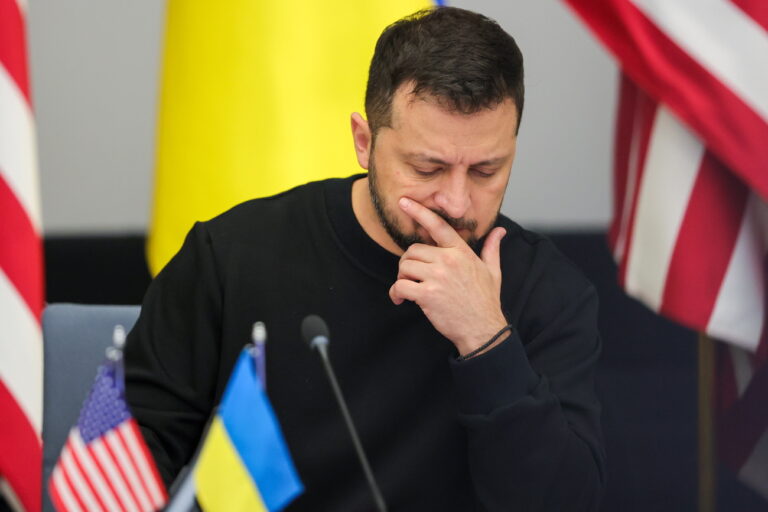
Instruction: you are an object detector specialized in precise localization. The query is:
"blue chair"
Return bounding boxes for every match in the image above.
[41,303,140,512]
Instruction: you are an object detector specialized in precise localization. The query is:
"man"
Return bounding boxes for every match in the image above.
[126,6,605,510]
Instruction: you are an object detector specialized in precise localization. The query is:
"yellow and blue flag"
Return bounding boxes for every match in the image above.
[193,349,302,511]
[148,0,432,275]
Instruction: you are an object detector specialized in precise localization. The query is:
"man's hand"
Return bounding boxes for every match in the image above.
[389,197,509,357]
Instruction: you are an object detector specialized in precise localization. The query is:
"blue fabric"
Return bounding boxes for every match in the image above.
[76,362,131,442]
[219,350,303,511]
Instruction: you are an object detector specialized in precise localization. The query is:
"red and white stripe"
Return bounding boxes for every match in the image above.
[607,77,768,353]
[565,0,768,494]
[564,0,768,352]
[49,421,167,512]
[565,0,768,202]
[0,0,44,510]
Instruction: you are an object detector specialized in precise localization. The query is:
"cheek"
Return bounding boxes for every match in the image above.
[401,184,436,203]
[387,174,436,203]
[481,177,507,201]
[472,184,506,217]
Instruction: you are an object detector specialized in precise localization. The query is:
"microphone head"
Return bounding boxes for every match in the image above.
[301,314,330,348]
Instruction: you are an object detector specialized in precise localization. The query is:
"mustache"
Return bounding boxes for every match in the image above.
[429,209,478,231]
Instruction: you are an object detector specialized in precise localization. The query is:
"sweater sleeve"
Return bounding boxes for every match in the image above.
[450,280,605,511]
[124,222,224,487]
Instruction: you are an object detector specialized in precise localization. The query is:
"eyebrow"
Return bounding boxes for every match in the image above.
[404,153,507,167]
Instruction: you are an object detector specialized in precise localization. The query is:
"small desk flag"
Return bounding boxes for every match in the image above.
[194,349,303,512]
[49,359,168,512]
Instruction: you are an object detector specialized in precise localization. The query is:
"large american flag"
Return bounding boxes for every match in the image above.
[564,0,768,499]
[0,0,44,509]
[49,361,168,512]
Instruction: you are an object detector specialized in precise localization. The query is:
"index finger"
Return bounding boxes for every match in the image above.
[398,197,463,248]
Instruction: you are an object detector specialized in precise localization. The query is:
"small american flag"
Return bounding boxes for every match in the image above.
[49,360,168,512]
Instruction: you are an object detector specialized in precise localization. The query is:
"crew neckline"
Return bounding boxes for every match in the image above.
[324,174,401,284]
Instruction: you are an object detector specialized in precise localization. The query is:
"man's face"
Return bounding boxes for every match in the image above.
[365,85,518,252]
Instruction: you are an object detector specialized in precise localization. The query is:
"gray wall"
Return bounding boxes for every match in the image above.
[27,1,617,234]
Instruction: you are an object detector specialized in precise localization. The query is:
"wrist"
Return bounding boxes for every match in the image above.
[454,311,508,353]
[456,322,513,360]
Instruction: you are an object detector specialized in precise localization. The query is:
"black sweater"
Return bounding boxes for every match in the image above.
[125,175,606,511]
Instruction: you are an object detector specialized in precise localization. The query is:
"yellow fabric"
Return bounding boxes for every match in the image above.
[148,0,430,274]
[195,417,267,512]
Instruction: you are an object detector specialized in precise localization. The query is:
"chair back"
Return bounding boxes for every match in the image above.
[41,303,140,512]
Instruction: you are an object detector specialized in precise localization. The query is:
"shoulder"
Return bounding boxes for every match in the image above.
[204,179,327,235]
[159,179,331,278]
[186,177,353,254]
[498,216,592,291]
[496,216,597,339]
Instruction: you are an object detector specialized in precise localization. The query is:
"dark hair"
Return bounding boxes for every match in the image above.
[365,7,524,137]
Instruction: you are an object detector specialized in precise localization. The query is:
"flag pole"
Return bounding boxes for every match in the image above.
[698,332,716,512]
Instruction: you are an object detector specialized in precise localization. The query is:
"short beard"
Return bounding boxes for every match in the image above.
[367,155,484,252]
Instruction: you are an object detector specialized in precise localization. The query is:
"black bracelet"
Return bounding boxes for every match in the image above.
[457,324,513,361]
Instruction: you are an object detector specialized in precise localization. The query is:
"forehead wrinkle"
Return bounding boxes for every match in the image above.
[388,85,518,166]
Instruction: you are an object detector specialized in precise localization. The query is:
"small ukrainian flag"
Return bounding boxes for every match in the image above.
[193,349,303,511]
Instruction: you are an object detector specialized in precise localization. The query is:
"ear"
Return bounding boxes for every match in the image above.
[350,112,372,170]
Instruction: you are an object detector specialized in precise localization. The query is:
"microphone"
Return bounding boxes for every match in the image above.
[301,315,388,512]
[301,314,330,351]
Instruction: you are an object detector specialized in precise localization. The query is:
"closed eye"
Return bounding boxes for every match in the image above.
[470,167,496,178]
[412,166,443,176]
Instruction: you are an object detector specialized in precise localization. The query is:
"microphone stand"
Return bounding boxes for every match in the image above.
[314,340,388,512]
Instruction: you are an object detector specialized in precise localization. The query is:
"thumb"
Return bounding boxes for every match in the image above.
[481,227,507,277]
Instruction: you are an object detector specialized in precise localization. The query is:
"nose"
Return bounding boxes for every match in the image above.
[434,169,471,219]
